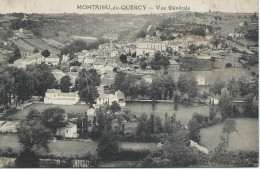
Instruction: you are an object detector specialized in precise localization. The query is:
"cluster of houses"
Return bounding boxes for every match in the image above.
[10,53,60,68]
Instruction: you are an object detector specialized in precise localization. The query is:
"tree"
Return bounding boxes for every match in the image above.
[41,49,50,57]
[17,119,52,150]
[140,61,147,69]
[60,75,72,93]
[60,40,87,59]
[191,27,206,36]
[136,31,146,38]
[75,68,101,92]
[97,130,119,160]
[114,71,127,93]
[219,93,233,120]
[210,35,223,50]
[110,101,121,113]
[189,44,198,53]
[150,51,170,70]
[149,79,163,102]
[243,94,258,118]
[41,107,67,134]
[237,76,250,97]
[225,63,232,68]
[0,68,14,113]
[119,54,127,63]
[15,148,40,168]
[222,119,237,146]
[227,78,239,97]
[32,27,42,38]
[26,63,57,96]
[137,131,208,167]
[26,108,41,120]
[209,106,216,121]
[9,47,21,64]
[188,118,201,142]
[178,74,198,104]
[9,67,34,106]
[136,113,148,136]
[210,79,225,95]
[80,86,99,105]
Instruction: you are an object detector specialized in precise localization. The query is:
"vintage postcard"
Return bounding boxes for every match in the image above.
[0,0,258,168]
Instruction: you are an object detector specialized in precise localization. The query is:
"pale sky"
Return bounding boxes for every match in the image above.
[0,0,258,14]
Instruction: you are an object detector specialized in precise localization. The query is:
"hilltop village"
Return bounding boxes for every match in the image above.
[0,12,258,167]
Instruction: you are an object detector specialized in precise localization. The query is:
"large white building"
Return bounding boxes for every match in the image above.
[136,38,166,57]
[44,89,79,105]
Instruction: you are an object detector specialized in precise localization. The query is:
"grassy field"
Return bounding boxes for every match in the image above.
[0,134,97,158]
[200,118,258,152]
[0,134,158,158]
[7,103,90,120]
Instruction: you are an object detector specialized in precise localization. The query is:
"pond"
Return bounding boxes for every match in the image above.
[126,102,210,126]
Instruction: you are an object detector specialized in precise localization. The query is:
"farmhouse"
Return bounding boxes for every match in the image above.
[44,54,59,65]
[96,90,126,107]
[44,89,79,105]
[56,122,78,138]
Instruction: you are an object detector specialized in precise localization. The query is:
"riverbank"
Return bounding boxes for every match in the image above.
[125,99,175,103]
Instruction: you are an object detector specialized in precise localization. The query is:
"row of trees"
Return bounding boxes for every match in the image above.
[114,71,199,103]
[210,75,258,118]
[0,64,57,111]
[59,39,109,60]
[114,71,179,101]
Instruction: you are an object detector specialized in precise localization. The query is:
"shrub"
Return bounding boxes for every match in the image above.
[225,63,232,68]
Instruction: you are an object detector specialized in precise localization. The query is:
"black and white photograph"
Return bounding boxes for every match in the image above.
[0,0,258,167]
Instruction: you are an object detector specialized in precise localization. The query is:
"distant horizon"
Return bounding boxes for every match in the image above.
[0,0,258,14]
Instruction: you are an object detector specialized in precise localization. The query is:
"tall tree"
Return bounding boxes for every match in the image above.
[15,148,40,168]
[26,63,57,96]
[75,68,101,92]
[210,35,223,50]
[222,119,237,146]
[17,118,52,150]
[60,75,72,93]
[80,86,99,105]
[41,49,50,57]
[9,47,21,64]
[210,79,225,95]
[41,107,68,134]
[97,130,119,160]
[110,101,121,113]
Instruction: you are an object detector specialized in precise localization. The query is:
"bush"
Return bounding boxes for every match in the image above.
[15,149,40,168]
[225,63,232,68]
